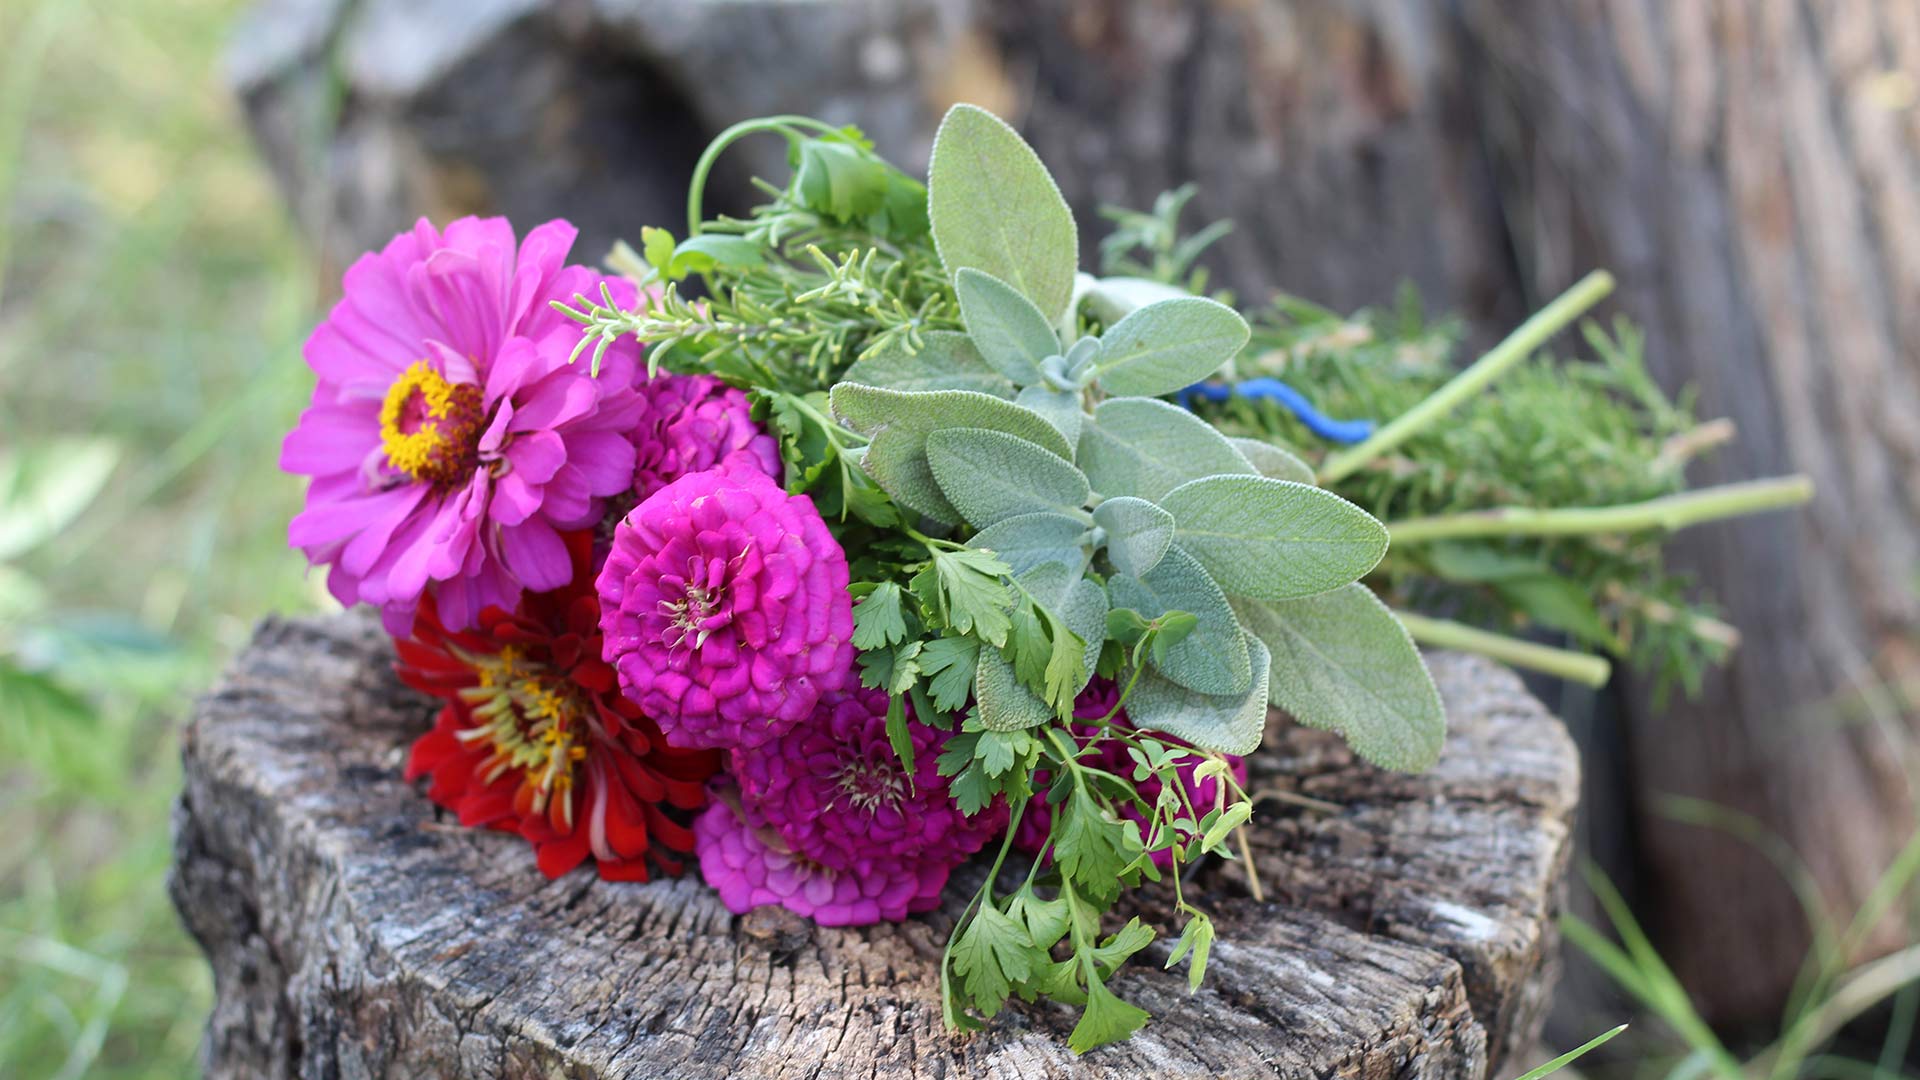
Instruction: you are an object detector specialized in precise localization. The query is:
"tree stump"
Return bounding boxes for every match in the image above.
[169,612,1577,1078]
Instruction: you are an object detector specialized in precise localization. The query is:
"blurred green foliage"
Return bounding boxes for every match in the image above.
[0,0,321,1074]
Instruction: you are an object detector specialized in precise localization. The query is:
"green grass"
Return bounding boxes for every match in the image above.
[0,0,322,1074]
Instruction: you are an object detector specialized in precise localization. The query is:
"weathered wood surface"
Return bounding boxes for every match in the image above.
[169,612,1576,1078]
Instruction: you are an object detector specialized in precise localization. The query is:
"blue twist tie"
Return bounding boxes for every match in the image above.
[1178,378,1376,444]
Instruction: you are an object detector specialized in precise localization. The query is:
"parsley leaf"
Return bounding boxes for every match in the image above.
[1068,972,1151,1053]
[852,581,909,649]
[950,903,1039,1014]
[918,636,981,713]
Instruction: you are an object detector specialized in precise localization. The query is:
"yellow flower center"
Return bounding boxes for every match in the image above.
[456,652,592,828]
[379,360,485,486]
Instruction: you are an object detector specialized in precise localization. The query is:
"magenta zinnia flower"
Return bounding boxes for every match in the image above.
[1014,680,1248,869]
[630,374,780,500]
[730,689,1004,872]
[693,800,947,926]
[282,217,646,632]
[596,466,854,751]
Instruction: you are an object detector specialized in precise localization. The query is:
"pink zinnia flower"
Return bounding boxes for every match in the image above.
[596,466,854,751]
[1014,680,1248,869]
[631,374,780,500]
[282,217,646,632]
[693,800,947,926]
[730,688,1004,872]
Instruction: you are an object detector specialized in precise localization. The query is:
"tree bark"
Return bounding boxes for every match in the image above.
[1457,0,1920,1023]
[227,0,1920,1027]
[169,613,1576,1078]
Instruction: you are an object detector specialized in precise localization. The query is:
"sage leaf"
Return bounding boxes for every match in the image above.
[1161,475,1388,601]
[925,428,1091,528]
[967,511,1090,578]
[1127,633,1271,756]
[1014,384,1083,446]
[1017,562,1107,689]
[667,233,765,278]
[831,384,1071,524]
[1081,275,1194,324]
[975,645,1054,731]
[1108,545,1251,696]
[956,268,1058,385]
[1093,297,1250,398]
[1232,585,1444,772]
[1228,436,1315,485]
[842,331,1015,398]
[928,104,1078,322]
[1091,496,1174,577]
[1077,397,1256,502]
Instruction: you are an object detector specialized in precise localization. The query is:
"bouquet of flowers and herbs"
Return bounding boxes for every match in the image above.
[280,105,1807,1052]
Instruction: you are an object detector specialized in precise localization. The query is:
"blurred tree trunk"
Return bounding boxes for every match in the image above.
[978,0,1920,1025]
[232,0,1920,1027]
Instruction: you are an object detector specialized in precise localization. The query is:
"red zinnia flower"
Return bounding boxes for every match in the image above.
[397,531,720,881]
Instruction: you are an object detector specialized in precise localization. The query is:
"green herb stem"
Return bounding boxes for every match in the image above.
[1385,475,1813,543]
[1395,611,1613,687]
[1318,270,1616,484]
[686,115,848,235]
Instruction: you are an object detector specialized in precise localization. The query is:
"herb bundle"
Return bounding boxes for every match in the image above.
[280,104,1805,1053]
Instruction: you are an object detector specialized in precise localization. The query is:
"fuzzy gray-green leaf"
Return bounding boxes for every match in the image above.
[1093,297,1250,398]
[831,384,1072,524]
[925,428,1090,528]
[1077,397,1257,502]
[956,268,1057,385]
[1161,475,1387,601]
[1228,437,1315,485]
[968,511,1090,578]
[1127,634,1271,756]
[841,331,1015,398]
[1092,496,1174,577]
[1108,545,1250,696]
[975,645,1054,731]
[1014,384,1083,446]
[1232,586,1444,771]
[928,104,1078,321]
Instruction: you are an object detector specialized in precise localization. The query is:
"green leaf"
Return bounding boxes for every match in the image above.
[0,439,119,561]
[927,104,1079,322]
[1052,789,1141,902]
[1228,436,1315,485]
[1127,633,1272,756]
[1086,917,1156,977]
[668,234,765,279]
[1076,397,1255,502]
[1108,546,1250,696]
[1160,475,1388,601]
[1068,973,1151,1054]
[1060,577,1109,692]
[919,636,981,714]
[1165,914,1215,991]
[831,384,1072,524]
[951,903,1039,1015]
[974,646,1053,730]
[1002,563,1092,713]
[1013,384,1083,446]
[1081,275,1194,323]
[1091,496,1174,577]
[925,428,1090,528]
[955,268,1057,385]
[1093,297,1249,397]
[851,582,909,650]
[792,134,929,236]
[841,332,1015,398]
[1007,885,1072,950]
[927,547,1016,646]
[1493,575,1624,652]
[1231,584,1445,772]
[884,694,916,775]
[967,511,1089,578]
